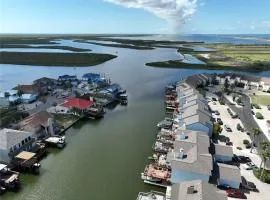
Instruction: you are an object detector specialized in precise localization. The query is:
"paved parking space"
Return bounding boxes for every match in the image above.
[209,101,251,149]
[209,100,270,200]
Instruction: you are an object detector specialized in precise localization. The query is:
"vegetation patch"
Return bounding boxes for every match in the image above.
[1,44,90,52]
[0,52,117,66]
[251,95,270,106]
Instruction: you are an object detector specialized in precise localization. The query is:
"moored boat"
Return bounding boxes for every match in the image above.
[44,136,66,149]
[0,164,20,190]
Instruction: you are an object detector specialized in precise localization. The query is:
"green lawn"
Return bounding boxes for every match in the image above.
[251,95,270,106]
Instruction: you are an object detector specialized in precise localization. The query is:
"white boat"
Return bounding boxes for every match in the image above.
[44,136,66,148]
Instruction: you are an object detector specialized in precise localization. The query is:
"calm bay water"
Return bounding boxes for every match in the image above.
[1,37,270,200]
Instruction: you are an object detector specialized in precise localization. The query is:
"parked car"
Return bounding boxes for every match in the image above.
[242,162,256,170]
[241,177,257,192]
[217,184,232,190]
[215,110,220,115]
[217,118,223,125]
[224,125,232,132]
[226,141,233,146]
[237,123,244,132]
[232,155,251,163]
[226,189,246,199]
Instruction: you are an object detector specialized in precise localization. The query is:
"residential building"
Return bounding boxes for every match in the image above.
[82,73,101,83]
[176,110,212,136]
[19,111,56,139]
[16,84,40,95]
[167,130,213,183]
[217,163,241,189]
[63,97,94,113]
[169,180,227,200]
[58,75,77,82]
[214,144,233,162]
[0,128,35,162]
[21,94,38,103]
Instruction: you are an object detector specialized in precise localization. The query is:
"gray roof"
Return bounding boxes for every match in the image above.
[181,103,211,118]
[0,128,34,150]
[182,110,212,127]
[217,163,241,183]
[171,180,227,200]
[167,130,212,176]
[214,144,233,157]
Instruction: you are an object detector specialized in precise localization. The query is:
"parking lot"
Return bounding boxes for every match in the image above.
[209,101,251,149]
[209,100,270,200]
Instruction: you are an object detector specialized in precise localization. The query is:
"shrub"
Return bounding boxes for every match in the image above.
[243,140,250,145]
[253,168,270,183]
[245,144,252,149]
[253,104,261,109]
[267,120,270,125]
[237,147,242,150]
[255,112,264,119]
[212,123,222,138]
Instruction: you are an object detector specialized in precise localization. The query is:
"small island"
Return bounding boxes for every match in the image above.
[0,52,117,66]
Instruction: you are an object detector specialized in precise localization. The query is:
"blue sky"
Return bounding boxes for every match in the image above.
[1,0,270,34]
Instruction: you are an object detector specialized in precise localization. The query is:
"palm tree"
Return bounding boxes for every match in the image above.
[259,141,270,179]
[250,128,261,153]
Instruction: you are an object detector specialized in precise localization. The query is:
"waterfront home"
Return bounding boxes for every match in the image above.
[0,90,21,105]
[214,144,233,162]
[179,98,208,111]
[180,103,211,118]
[168,180,227,200]
[16,84,46,96]
[185,74,210,88]
[82,73,104,85]
[11,151,41,174]
[167,130,213,183]
[0,163,20,190]
[63,97,94,114]
[0,90,18,97]
[58,75,77,82]
[104,83,121,95]
[178,92,204,106]
[175,110,212,136]
[217,163,241,189]
[33,77,57,88]
[21,94,38,103]
[176,82,194,93]
[19,111,56,139]
[0,128,35,162]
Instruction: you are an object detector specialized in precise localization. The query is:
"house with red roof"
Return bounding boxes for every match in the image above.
[62,97,104,118]
[63,98,95,115]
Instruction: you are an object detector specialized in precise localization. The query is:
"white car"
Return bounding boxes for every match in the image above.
[242,162,256,170]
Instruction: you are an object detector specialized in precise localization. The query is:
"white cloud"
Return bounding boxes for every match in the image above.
[250,25,255,30]
[105,0,198,28]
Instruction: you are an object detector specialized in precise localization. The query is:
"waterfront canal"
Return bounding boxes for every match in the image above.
[1,40,270,200]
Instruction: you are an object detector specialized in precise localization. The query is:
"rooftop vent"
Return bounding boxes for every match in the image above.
[187,186,197,194]
[177,148,185,159]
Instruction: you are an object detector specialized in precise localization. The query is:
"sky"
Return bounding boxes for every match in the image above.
[0,0,270,34]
